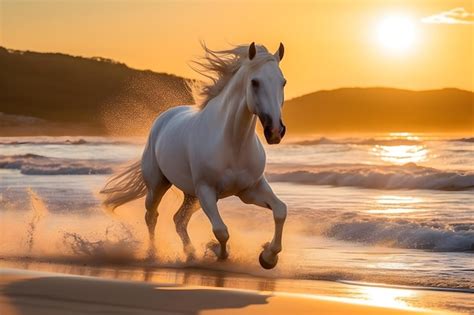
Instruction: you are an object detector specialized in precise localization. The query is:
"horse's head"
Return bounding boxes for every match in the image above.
[245,43,286,145]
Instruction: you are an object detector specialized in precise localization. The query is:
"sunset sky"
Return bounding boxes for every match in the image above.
[1,0,473,98]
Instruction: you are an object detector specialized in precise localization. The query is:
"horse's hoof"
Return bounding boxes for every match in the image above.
[217,252,229,261]
[146,245,157,261]
[185,253,197,263]
[259,252,278,269]
[205,241,228,260]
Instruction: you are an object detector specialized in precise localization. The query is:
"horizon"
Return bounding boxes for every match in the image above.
[2,0,473,99]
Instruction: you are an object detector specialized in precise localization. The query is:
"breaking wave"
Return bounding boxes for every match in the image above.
[294,136,474,146]
[322,220,474,252]
[0,154,114,175]
[267,163,474,191]
[294,137,422,146]
[0,138,136,145]
[2,154,473,191]
[450,137,474,143]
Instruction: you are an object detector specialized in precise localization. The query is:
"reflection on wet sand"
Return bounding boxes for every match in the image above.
[283,285,419,312]
[0,259,276,293]
[1,259,472,314]
[358,286,414,309]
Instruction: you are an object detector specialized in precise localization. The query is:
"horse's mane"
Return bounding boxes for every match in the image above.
[188,43,274,108]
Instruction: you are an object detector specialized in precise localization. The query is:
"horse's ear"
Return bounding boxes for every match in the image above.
[248,42,256,60]
[274,42,284,62]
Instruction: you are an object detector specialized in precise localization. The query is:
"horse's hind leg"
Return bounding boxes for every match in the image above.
[173,194,200,261]
[143,164,171,255]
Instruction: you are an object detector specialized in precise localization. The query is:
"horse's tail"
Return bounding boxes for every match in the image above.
[100,160,147,211]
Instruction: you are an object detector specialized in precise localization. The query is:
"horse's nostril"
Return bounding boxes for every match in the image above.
[264,127,273,139]
[280,124,286,138]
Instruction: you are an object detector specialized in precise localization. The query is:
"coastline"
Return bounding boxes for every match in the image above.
[0,267,447,315]
[1,262,469,315]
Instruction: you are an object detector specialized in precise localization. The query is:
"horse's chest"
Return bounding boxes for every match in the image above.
[217,168,257,196]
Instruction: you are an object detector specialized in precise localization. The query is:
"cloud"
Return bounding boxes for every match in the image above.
[421,7,474,25]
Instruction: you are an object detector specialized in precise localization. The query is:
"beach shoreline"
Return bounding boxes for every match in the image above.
[0,267,453,315]
[1,261,470,315]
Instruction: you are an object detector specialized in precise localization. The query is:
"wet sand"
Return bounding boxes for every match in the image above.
[0,268,455,315]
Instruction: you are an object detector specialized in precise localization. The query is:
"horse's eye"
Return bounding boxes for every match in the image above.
[251,79,259,88]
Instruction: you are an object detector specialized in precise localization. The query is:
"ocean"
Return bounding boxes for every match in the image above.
[0,134,473,312]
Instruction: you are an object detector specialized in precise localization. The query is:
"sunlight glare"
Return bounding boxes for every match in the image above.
[376,195,422,204]
[367,208,415,214]
[367,195,423,215]
[359,286,415,309]
[372,145,428,164]
[377,15,417,54]
[388,132,420,141]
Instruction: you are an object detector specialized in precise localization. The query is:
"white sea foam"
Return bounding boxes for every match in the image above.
[2,154,473,190]
[0,138,134,145]
[267,163,474,191]
[450,137,474,143]
[0,154,114,175]
[294,137,422,146]
[321,220,474,251]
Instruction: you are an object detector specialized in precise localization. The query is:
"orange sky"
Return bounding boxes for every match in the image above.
[1,0,472,98]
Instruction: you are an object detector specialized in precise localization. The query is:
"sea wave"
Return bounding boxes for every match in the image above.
[450,137,474,143]
[0,139,88,145]
[2,154,473,190]
[0,138,135,146]
[294,137,422,146]
[0,154,114,175]
[266,163,474,190]
[322,220,474,252]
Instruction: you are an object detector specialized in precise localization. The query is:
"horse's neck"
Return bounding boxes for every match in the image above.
[205,71,257,149]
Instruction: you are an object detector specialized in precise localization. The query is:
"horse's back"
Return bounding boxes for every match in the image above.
[149,105,196,138]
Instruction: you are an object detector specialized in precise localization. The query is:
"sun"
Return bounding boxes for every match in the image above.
[376,15,417,54]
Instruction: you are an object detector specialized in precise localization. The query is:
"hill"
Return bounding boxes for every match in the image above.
[1,47,472,135]
[0,47,193,135]
[283,87,473,133]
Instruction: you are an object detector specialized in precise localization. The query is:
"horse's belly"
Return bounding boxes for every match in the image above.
[156,144,196,195]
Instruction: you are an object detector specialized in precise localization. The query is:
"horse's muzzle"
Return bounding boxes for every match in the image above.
[261,114,286,145]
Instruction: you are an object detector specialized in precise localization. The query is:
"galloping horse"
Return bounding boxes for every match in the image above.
[101,42,287,269]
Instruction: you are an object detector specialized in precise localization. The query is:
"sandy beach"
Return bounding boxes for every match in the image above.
[1,267,453,315]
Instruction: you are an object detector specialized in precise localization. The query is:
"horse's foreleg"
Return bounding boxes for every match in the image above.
[196,185,229,260]
[238,178,287,269]
[173,194,200,261]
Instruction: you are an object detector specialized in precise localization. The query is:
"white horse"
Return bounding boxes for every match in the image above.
[101,42,287,269]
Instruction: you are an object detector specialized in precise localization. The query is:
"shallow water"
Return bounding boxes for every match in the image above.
[0,134,473,312]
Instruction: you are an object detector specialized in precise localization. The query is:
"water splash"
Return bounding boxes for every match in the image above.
[25,188,48,252]
[62,223,141,264]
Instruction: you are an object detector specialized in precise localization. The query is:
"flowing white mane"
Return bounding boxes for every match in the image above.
[188,43,276,108]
